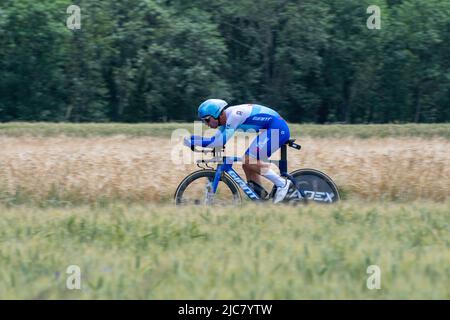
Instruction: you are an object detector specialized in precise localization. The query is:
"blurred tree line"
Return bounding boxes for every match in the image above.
[0,0,449,123]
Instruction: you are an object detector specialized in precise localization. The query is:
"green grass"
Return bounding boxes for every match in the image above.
[1,122,449,139]
[0,201,448,299]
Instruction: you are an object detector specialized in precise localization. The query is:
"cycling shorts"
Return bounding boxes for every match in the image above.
[244,117,290,161]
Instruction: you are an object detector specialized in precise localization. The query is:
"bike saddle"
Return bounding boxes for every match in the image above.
[286,139,301,150]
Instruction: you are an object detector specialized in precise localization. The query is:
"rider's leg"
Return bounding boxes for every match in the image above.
[242,155,287,188]
[243,126,289,188]
[242,154,270,185]
[242,155,270,198]
[244,121,291,202]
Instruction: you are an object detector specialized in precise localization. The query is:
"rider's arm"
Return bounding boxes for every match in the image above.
[205,125,236,148]
[189,125,234,148]
[189,109,244,148]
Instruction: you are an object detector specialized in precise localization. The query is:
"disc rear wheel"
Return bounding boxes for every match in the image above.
[288,169,340,204]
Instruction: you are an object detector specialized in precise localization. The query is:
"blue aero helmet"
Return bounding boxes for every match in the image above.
[198,99,228,119]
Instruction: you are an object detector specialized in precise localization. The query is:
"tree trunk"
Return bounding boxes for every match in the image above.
[65,104,73,120]
[317,101,329,124]
[342,79,351,123]
[414,86,421,123]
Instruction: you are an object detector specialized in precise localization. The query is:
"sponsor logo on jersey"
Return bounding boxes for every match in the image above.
[252,116,272,121]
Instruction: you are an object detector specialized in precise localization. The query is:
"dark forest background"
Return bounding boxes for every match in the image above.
[0,0,449,123]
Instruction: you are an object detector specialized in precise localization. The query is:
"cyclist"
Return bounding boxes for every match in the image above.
[184,99,292,203]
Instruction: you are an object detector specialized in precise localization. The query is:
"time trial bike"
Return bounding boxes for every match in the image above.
[174,139,340,205]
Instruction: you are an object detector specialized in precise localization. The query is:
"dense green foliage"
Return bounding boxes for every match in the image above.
[0,202,448,299]
[0,0,449,123]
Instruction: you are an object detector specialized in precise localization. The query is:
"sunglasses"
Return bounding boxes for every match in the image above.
[201,116,214,124]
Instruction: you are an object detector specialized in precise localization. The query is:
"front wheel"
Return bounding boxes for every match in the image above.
[174,169,242,206]
[288,168,340,204]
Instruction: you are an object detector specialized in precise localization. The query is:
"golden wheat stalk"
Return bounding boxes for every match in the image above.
[0,136,448,203]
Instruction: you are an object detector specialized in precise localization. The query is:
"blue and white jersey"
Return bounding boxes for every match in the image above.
[192,104,285,148]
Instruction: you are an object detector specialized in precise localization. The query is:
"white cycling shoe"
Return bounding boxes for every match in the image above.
[273,180,292,204]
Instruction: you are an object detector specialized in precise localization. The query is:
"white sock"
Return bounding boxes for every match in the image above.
[262,169,286,188]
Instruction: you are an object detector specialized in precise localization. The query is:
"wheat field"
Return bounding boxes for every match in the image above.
[0,124,449,300]
[0,134,448,204]
[0,202,449,299]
